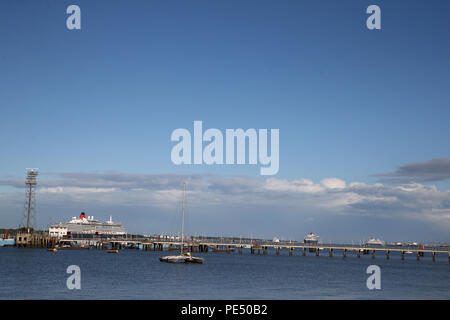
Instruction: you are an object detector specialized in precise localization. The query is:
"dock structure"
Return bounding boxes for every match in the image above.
[12,234,448,262]
[90,239,450,262]
[15,232,57,248]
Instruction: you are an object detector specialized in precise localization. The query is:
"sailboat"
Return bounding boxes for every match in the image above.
[160,182,204,264]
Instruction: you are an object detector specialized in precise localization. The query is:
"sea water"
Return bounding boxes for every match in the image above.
[0,247,448,299]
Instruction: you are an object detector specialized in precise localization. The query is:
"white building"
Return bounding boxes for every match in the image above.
[49,224,68,238]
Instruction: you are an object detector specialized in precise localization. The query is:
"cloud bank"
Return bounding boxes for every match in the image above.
[1,170,449,242]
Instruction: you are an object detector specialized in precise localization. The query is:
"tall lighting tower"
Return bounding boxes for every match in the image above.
[22,168,39,233]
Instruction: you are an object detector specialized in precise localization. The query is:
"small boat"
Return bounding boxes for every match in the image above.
[160,252,203,264]
[107,249,119,253]
[160,182,204,264]
[48,248,58,252]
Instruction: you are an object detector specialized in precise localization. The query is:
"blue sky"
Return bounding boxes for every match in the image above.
[1,1,450,242]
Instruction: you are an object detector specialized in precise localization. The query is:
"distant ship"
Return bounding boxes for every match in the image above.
[304,233,319,252]
[304,232,319,244]
[49,212,126,238]
[365,238,385,246]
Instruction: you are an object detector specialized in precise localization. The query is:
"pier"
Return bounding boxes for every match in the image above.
[92,238,450,262]
[7,231,450,262]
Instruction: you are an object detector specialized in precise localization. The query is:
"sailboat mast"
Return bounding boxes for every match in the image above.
[181,182,186,255]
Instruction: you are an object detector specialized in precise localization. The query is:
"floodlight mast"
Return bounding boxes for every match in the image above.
[22,168,39,233]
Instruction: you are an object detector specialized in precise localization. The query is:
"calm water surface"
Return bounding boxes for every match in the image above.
[0,247,449,299]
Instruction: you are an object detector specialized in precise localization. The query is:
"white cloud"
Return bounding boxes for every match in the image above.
[40,187,117,194]
[320,178,346,189]
[263,178,324,193]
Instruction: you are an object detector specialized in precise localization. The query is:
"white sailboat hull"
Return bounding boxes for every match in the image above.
[160,255,204,264]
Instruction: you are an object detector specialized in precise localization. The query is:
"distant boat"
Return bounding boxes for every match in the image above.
[365,238,385,246]
[304,233,319,244]
[160,182,204,264]
[304,233,319,253]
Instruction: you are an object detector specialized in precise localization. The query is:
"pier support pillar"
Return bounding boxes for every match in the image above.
[417,252,420,261]
[448,252,450,262]
[343,249,347,258]
[329,248,333,257]
[316,248,319,257]
[289,247,293,256]
[302,248,306,256]
[372,250,375,259]
[386,250,390,260]
[263,247,267,255]
[276,247,280,256]
[432,252,436,262]
[357,250,360,258]
[251,247,254,255]
[238,246,242,254]
[401,251,405,260]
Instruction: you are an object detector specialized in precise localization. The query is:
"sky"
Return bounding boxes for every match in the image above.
[1,0,450,243]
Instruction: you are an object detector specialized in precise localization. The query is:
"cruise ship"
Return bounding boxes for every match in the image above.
[304,233,319,252]
[49,212,126,239]
[304,232,319,244]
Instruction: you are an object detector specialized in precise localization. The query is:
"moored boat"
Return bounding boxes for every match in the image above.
[160,252,203,263]
[160,182,204,264]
